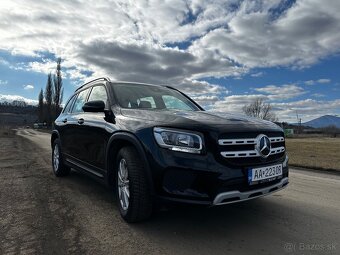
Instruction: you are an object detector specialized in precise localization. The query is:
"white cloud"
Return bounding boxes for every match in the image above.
[272,99,340,122]
[190,95,219,108]
[204,81,338,122]
[212,94,268,114]
[0,79,8,85]
[25,60,57,74]
[255,84,305,100]
[312,93,325,98]
[190,0,340,68]
[251,72,264,77]
[65,69,88,81]
[0,0,339,122]
[23,84,34,90]
[305,78,331,85]
[208,95,340,123]
[0,0,339,90]
[305,80,315,85]
[317,78,331,84]
[0,94,38,105]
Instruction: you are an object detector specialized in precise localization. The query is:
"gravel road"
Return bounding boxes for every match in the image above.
[0,129,339,255]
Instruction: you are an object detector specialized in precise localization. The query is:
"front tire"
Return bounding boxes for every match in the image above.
[52,139,71,177]
[115,146,153,223]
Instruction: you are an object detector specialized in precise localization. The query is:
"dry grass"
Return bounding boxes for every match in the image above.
[286,137,340,171]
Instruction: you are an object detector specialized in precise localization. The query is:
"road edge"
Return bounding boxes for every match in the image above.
[290,164,340,176]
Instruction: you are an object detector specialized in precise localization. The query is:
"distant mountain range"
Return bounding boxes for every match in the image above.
[301,115,340,128]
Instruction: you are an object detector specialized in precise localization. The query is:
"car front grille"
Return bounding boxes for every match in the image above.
[217,132,285,166]
[219,136,285,158]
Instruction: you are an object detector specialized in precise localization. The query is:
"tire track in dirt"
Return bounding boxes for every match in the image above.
[1,130,166,255]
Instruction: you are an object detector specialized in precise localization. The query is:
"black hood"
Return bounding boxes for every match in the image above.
[120,109,282,133]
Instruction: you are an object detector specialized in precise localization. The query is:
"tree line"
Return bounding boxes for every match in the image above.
[37,58,64,126]
[0,101,36,114]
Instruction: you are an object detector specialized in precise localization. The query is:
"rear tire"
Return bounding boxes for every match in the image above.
[115,146,153,223]
[52,139,71,177]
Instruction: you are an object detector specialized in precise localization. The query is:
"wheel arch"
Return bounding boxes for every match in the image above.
[105,132,154,195]
[51,130,60,147]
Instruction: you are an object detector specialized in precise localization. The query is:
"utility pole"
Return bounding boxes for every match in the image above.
[296,111,302,134]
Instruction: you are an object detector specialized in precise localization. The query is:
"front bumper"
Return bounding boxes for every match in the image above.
[146,144,289,205]
[213,177,289,205]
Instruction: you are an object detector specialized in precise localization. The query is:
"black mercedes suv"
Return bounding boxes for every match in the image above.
[51,77,289,222]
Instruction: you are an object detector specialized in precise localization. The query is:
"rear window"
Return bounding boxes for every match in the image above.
[63,95,76,113]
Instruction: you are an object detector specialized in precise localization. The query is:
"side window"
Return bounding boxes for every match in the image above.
[88,85,108,107]
[71,89,90,113]
[162,95,193,111]
[63,95,76,113]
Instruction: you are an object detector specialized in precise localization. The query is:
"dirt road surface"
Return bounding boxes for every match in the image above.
[0,129,339,254]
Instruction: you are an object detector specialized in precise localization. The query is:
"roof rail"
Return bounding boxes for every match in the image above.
[75,77,111,91]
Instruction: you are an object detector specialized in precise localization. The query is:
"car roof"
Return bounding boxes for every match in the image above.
[75,77,173,93]
[110,81,165,87]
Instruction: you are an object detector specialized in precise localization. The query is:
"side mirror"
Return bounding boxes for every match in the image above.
[82,100,105,112]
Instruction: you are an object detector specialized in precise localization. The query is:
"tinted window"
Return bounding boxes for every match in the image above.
[137,97,156,109]
[88,85,108,107]
[63,95,76,113]
[72,89,90,113]
[162,95,193,111]
[113,84,199,111]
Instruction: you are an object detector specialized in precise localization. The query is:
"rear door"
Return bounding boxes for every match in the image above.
[58,95,76,156]
[66,88,91,162]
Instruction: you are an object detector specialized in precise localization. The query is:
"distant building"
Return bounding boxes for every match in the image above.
[284,129,294,136]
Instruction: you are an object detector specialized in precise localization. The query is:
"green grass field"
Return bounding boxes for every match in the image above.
[286,137,340,171]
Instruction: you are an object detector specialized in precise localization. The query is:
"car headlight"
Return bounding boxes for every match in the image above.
[153,127,203,154]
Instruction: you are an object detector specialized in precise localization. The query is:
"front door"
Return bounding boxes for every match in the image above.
[80,85,110,171]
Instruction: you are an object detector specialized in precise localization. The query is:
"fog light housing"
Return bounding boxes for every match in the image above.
[283,154,289,167]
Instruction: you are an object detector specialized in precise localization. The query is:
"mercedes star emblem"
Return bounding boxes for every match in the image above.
[256,134,271,158]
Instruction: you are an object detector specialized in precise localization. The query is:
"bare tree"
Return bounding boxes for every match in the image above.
[53,58,63,118]
[242,98,278,122]
[45,73,54,126]
[321,125,340,138]
[38,88,44,122]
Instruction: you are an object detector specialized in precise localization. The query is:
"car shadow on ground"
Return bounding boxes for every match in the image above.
[66,168,290,230]
[51,168,324,254]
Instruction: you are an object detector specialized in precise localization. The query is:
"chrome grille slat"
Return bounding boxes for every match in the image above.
[219,135,285,159]
[270,146,285,155]
[218,138,256,145]
[220,147,285,158]
[218,136,284,146]
[270,137,285,143]
[221,150,260,158]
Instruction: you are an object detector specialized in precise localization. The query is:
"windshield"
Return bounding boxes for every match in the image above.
[113,84,201,111]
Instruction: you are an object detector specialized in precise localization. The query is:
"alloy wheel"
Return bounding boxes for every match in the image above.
[53,145,59,171]
[118,158,130,211]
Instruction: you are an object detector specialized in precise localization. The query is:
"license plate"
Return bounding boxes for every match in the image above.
[248,164,282,185]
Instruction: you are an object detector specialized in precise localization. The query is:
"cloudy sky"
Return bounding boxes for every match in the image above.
[0,0,339,122]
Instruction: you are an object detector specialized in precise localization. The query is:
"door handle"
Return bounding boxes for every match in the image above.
[78,118,84,124]
[62,118,67,123]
